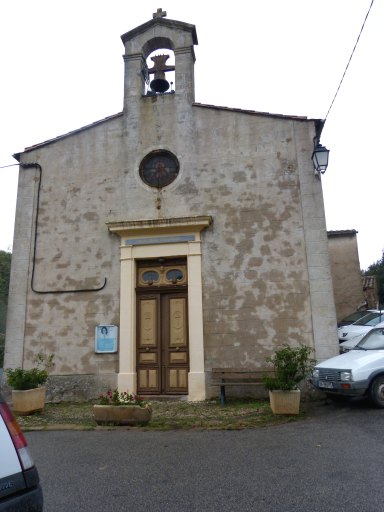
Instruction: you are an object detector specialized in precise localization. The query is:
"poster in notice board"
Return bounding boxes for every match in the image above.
[95,325,118,353]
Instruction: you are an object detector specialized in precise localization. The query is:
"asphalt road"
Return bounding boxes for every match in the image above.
[26,398,384,512]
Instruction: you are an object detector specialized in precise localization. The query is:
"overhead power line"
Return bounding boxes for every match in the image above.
[324,0,375,121]
[0,164,19,169]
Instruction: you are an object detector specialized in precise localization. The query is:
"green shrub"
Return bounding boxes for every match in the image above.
[6,353,54,390]
[263,344,315,391]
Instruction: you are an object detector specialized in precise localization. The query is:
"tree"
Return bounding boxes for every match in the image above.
[363,251,384,307]
[0,250,11,367]
[0,250,11,300]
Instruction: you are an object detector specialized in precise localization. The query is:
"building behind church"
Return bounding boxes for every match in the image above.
[327,230,379,321]
[4,10,338,401]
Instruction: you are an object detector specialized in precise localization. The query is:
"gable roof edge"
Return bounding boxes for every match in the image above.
[193,102,324,125]
[121,17,198,45]
[13,112,123,161]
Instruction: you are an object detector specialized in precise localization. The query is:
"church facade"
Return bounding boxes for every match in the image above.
[5,10,338,401]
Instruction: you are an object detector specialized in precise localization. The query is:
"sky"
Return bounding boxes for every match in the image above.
[0,0,383,270]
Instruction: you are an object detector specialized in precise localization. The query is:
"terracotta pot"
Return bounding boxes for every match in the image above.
[268,389,301,415]
[12,386,46,415]
[93,405,152,426]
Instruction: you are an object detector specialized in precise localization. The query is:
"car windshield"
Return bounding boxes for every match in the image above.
[340,311,372,324]
[353,312,384,326]
[357,328,384,350]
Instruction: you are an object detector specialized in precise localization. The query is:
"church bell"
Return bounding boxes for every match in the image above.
[148,54,174,94]
[150,77,170,93]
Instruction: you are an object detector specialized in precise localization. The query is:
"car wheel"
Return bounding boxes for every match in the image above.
[369,376,384,408]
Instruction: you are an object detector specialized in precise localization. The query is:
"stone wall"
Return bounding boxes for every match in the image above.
[5,100,338,396]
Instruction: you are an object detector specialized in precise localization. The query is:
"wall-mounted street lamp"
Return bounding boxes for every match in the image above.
[312,138,330,175]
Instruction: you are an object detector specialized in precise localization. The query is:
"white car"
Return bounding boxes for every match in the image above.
[312,325,384,407]
[339,320,384,353]
[0,391,43,511]
[337,309,379,328]
[338,311,384,343]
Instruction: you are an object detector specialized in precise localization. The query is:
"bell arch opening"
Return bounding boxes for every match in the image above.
[142,38,176,95]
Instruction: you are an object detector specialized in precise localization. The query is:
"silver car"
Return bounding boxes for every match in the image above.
[0,391,43,511]
[338,311,384,343]
[340,320,384,353]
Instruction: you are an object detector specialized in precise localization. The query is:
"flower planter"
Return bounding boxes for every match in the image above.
[269,389,301,415]
[93,404,152,426]
[12,386,46,415]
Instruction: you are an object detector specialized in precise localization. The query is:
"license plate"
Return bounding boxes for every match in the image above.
[319,381,333,389]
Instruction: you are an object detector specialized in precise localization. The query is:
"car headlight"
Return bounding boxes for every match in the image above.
[340,371,352,381]
[312,369,319,379]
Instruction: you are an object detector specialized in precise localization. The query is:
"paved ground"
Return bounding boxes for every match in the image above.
[26,396,384,512]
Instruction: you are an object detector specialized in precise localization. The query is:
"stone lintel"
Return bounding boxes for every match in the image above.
[107,216,212,238]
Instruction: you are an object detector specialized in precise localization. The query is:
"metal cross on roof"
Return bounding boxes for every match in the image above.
[153,8,167,19]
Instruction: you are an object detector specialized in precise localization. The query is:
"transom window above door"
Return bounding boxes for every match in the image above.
[137,260,187,287]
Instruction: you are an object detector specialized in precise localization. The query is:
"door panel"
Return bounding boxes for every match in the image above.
[137,296,160,393]
[137,291,188,395]
[169,352,188,363]
[168,368,188,390]
[163,295,189,394]
[139,299,157,346]
[138,369,158,390]
[139,352,157,364]
[169,298,187,346]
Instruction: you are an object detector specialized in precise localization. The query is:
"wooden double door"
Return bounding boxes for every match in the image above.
[136,290,189,395]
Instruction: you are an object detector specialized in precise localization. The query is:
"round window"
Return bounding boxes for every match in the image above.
[142,270,160,284]
[166,269,184,283]
[139,150,179,188]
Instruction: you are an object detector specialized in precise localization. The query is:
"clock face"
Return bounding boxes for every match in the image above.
[139,151,179,188]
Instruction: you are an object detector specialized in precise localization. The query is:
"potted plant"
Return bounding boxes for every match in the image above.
[5,353,55,415]
[263,344,315,415]
[94,389,152,426]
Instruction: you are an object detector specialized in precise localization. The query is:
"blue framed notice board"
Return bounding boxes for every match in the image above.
[95,325,118,353]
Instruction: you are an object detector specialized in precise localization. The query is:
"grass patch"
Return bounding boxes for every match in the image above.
[16,402,96,430]
[15,398,308,431]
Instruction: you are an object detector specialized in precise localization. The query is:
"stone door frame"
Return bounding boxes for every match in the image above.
[107,216,212,401]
